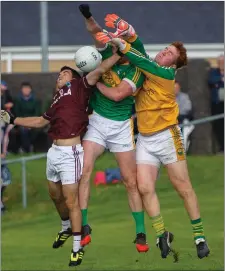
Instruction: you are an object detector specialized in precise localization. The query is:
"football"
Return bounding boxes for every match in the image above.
[74,46,102,73]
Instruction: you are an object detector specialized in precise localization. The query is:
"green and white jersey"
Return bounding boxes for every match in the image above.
[89,44,144,121]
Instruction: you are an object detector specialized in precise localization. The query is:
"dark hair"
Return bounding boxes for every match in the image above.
[60,66,81,78]
[21,81,32,88]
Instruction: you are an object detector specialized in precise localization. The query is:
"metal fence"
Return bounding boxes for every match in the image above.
[1,43,224,73]
[2,113,224,209]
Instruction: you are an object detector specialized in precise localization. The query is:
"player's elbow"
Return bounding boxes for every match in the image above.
[36,117,48,128]
[114,87,133,102]
[113,94,123,102]
[35,119,44,128]
[113,91,126,102]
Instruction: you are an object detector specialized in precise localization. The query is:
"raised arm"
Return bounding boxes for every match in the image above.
[104,13,147,57]
[79,4,104,48]
[119,42,175,79]
[127,35,148,57]
[86,53,121,86]
[95,34,175,80]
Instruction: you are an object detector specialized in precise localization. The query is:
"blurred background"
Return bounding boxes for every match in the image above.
[1,2,224,271]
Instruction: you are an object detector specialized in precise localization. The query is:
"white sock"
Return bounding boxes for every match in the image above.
[61,219,71,232]
[73,234,81,252]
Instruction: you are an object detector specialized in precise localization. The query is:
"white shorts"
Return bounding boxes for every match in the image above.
[136,125,186,167]
[83,112,135,152]
[46,144,84,185]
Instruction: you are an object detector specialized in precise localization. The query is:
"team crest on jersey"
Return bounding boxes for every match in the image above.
[102,70,121,87]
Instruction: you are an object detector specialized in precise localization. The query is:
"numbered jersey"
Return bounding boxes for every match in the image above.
[43,77,93,140]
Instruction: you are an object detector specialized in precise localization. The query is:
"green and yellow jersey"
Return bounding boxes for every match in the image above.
[90,42,145,121]
[121,40,178,134]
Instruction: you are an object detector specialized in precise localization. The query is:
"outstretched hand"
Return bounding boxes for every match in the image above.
[95,31,116,44]
[1,110,15,125]
[95,32,126,50]
[79,4,92,19]
[104,14,136,38]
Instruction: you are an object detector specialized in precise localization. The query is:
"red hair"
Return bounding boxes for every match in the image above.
[171,41,188,69]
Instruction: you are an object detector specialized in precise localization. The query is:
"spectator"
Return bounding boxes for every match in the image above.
[174,81,193,123]
[1,81,14,112]
[14,82,41,153]
[208,55,224,153]
[174,81,194,152]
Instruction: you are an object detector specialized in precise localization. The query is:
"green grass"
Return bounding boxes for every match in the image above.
[1,153,224,270]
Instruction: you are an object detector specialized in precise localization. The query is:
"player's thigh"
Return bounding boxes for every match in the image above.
[82,140,105,176]
[158,125,186,166]
[46,147,60,183]
[107,118,135,153]
[136,134,160,193]
[165,160,193,192]
[59,145,84,185]
[62,183,79,208]
[83,113,107,149]
[48,181,63,202]
[114,150,136,183]
[136,134,161,168]
[137,164,159,195]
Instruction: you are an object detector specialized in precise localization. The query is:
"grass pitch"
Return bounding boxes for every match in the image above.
[1,153,224,270]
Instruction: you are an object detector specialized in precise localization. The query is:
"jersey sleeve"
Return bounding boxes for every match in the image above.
[43,107,53,121]
[96,44,113,60]
[79,76,94,89]
[122,66,145,92]
[121,43,175,80]
[127,35,147,57]
[75,77,95,101]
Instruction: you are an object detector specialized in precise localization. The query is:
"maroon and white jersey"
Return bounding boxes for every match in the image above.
[43,77,93,140]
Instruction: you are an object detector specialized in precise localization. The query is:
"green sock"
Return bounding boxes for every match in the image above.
[151,214,166,238]
[81,209,88,226]
[191,218,205,240]
[132,211,146,234]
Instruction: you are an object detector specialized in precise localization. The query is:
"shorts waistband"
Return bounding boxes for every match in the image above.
[52,143,82,151]
[140,125,179,137]
[92,111,131,123]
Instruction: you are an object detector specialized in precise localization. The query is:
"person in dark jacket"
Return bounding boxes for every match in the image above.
[14,82,41,152]
[208,55,224,153]
[1,81,14,113]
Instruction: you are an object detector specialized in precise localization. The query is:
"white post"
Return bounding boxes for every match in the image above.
[40,1,49,72]
[7,52,12,73]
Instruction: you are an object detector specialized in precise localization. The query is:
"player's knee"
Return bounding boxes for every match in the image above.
[48,189,63,203]
[138,182,155,197]
[177,186,195,200]
[123,176,138,193]
[65,195,79,211]
[178,188,195,201]
[173,176,194,199]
